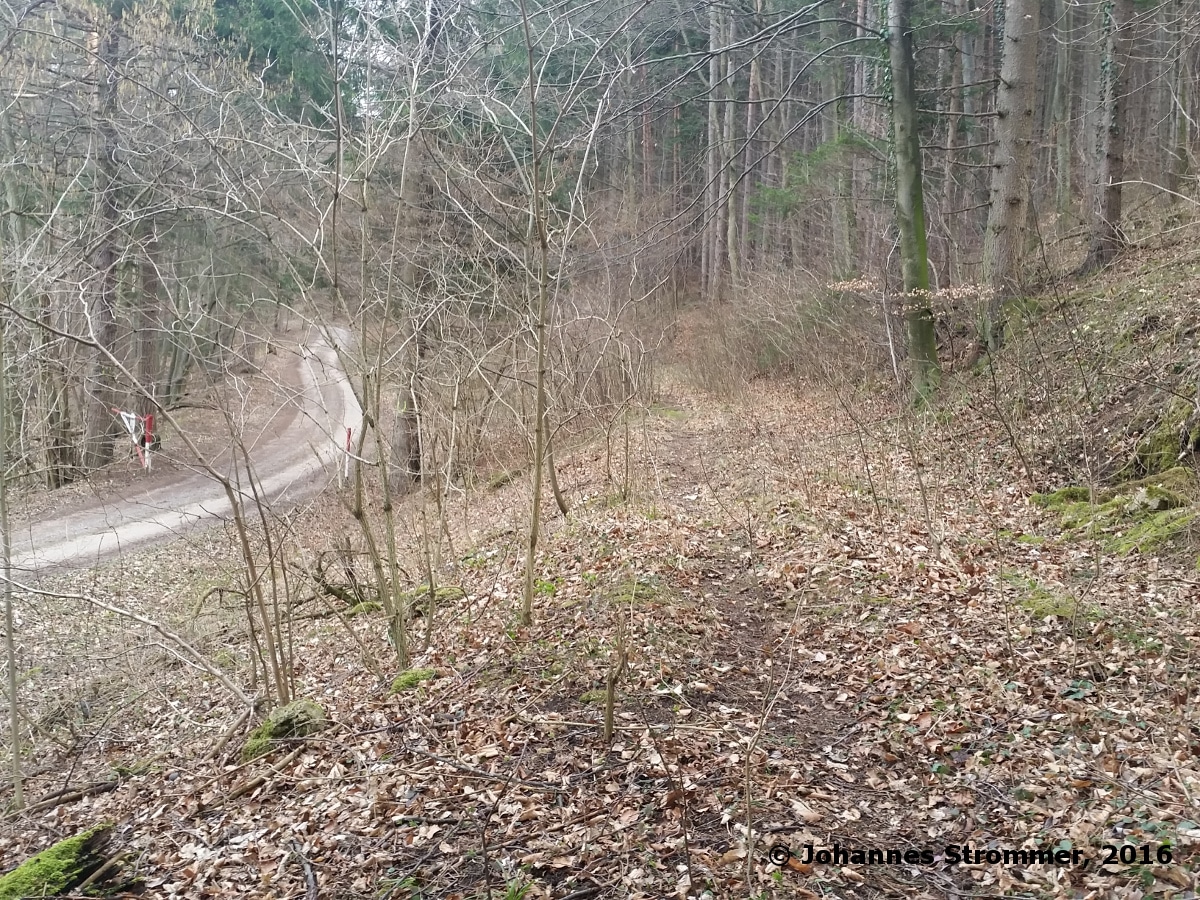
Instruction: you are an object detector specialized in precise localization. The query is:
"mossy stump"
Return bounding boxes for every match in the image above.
[0,823,133,899]
[241,699,328,762]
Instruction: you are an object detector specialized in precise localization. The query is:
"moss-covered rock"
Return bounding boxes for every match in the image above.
[1122,465,1199,502]
[390,668,436,694]
[1055,496,1126,532]
[1031,486,1095,508]
[1034,476,1197,558]
[1124,485,1186,513]
[1109,508,1198,555]
[241,699,328,762]
[0,824,126,899]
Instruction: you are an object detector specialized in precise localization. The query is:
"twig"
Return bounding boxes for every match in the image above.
[289,840,319,900]
[204,707,252,763]
[198,745,304,813]
[559,887,603,900]
[402,746,566,793]
[17,779,119,816]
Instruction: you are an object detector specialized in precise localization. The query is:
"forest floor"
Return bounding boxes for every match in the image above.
[3,248,1200,900]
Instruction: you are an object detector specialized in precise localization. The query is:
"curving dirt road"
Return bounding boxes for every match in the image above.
[9,328,362,574]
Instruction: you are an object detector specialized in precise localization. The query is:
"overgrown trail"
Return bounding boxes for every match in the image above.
[620,374,1200,898]
[2,371,1197,900]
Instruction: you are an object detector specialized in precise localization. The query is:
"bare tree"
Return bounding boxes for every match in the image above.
[0,315,21,810]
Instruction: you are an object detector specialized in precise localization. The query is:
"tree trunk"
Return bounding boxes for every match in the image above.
[82,23,122,472]
[1052,0,1073,216]
[822,14,852,276]
[1166,0,1191,199]
[739,3,762,273]
[981,0,1041,350]
[0,272,22,813]
[1079,0,1133,274]
[137,227,162,420]
[40,295,77,486]
[889,0,940,402]
[703,2,721,299]
[718,12,737,291]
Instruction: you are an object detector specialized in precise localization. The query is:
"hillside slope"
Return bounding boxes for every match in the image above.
[2,250,1199,899]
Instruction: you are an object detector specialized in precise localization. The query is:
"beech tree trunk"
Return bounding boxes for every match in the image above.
[822,14,852,275]
[1,295,21,811]
[137,227,162,421]
[703,2,721,299]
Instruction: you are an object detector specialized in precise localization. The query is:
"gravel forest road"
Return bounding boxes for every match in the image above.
[9,328,362,575]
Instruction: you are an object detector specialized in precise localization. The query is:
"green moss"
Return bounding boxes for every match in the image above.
[397,585,466,614]
[110,759,155,778]
[1109,508,1198,555]
[488,469,522,490]
[579,689,606,704]
[391,668,436,693]
[1001,296,1044,343]
[1003,573,1093,620]
[1056,497,1125,532]
[1122,466,1199,502]
[1019,593,1086,620]
[1110,626,1163,653]
[0,824,111,899]
[241,699,328,762]
[649,403,688,421]
[1124,485,1187,513]
[1031,486,1094,508]
[1120,399,1192,479]
[345,600,383,617]
[607,575,660,605]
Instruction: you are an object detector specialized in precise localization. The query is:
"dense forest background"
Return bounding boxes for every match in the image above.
[2,0,1195,485]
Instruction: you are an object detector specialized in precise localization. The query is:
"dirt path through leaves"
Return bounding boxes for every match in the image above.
[2,372,1197,899]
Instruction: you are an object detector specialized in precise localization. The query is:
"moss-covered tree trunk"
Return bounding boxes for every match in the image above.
[888,0,941,402]
[0,824,133,899]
